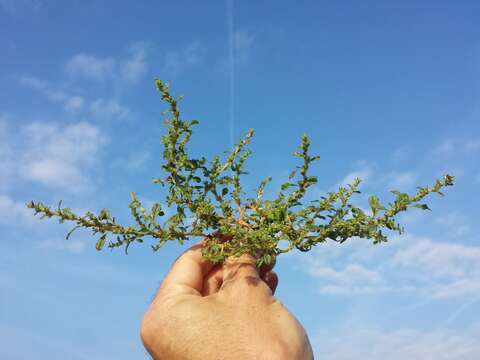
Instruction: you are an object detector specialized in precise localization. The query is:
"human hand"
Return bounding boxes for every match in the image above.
[140,237,314,360]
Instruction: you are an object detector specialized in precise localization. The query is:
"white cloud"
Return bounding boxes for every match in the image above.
[392,238,480,298]
[393,238,480,278]
[299,233,480,298]
[431,139,456,157]
[163,41,206,76]
[19,76,69,103]
[335,160,375,188]
[126,150,150,170]
[464,139,480,153]
[314,327,480,360]
[0,194,36,224]
[19,75,131,120]
[435,211,471,238]
[38,239,86,254]
[306,262,385,295]
[0,115,14,189]
[15,121,107,192]
[64,95,85,112]
[65,44,149,85]
[65,53,115,82]
[90,98,129,120]
[392,145,410,161]
[18,76,89,114]
[20,44,146,118]
[430,138,480,157]
[233,29,255,65]
[384,171,416,190]
[217,29,255,73]
[120,43,148,84]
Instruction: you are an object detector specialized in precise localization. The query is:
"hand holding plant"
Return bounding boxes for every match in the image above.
[27,79,455,268]
[140,238,313,359]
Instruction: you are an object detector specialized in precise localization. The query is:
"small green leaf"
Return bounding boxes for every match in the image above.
[413,204,431,211]
[98,208,110,220]
[96,234,107,251]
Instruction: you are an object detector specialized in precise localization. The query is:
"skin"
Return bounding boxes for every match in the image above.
[140,237,314,359]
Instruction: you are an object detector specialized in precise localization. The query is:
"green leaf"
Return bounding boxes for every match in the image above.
[368,195,379,209]
[98,208,110,220]
[65,225,81,240]
[222,188,229,196]
[96,234,107,251]
[413,203,431,211]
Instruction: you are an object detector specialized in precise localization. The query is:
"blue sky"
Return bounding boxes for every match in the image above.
[1,0,480,358]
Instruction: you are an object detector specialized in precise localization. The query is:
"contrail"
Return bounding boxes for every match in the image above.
[443,296,480,326]
[227,0,235,149]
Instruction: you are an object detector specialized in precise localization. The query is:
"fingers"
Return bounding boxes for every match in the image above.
[156,239,217,301]
[263,270,279,295]
[218,253,278,304]
[259,256,276,279]
[156,233,279,303]
[202,263,279,297]
[222,253,260,285]
[203,266,278,296]
[201,264,223,296]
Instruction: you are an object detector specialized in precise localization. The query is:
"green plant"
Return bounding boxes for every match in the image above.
[27,79,455,267]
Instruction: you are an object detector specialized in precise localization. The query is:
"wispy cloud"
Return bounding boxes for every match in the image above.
[383,171,416,190]
[38,239,87,254]
[19,43,151,119]
[18,121,107,191]
[435,211,471,238]
[0,115,14,189]
[65,42,149,84]
[232,29,255,65]
[335,160,375,188]
[391,145,410,161]
[18,76,72,103]
[314,326,480,360]
[64,95,85,112]
[299,233,480,298]
[430,137,480,157]
[65,53,115,82]
[162,41,206,77]
[90,98,129,120]
[306,262,385,295]
[19,75,129,121]
[217,28,256,74]
[126,150,150,170]
[0,194,36,224]
[120,42,148,84]
[1,120,107,192]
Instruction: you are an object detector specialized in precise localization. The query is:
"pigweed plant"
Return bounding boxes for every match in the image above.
[27,80,455,268]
